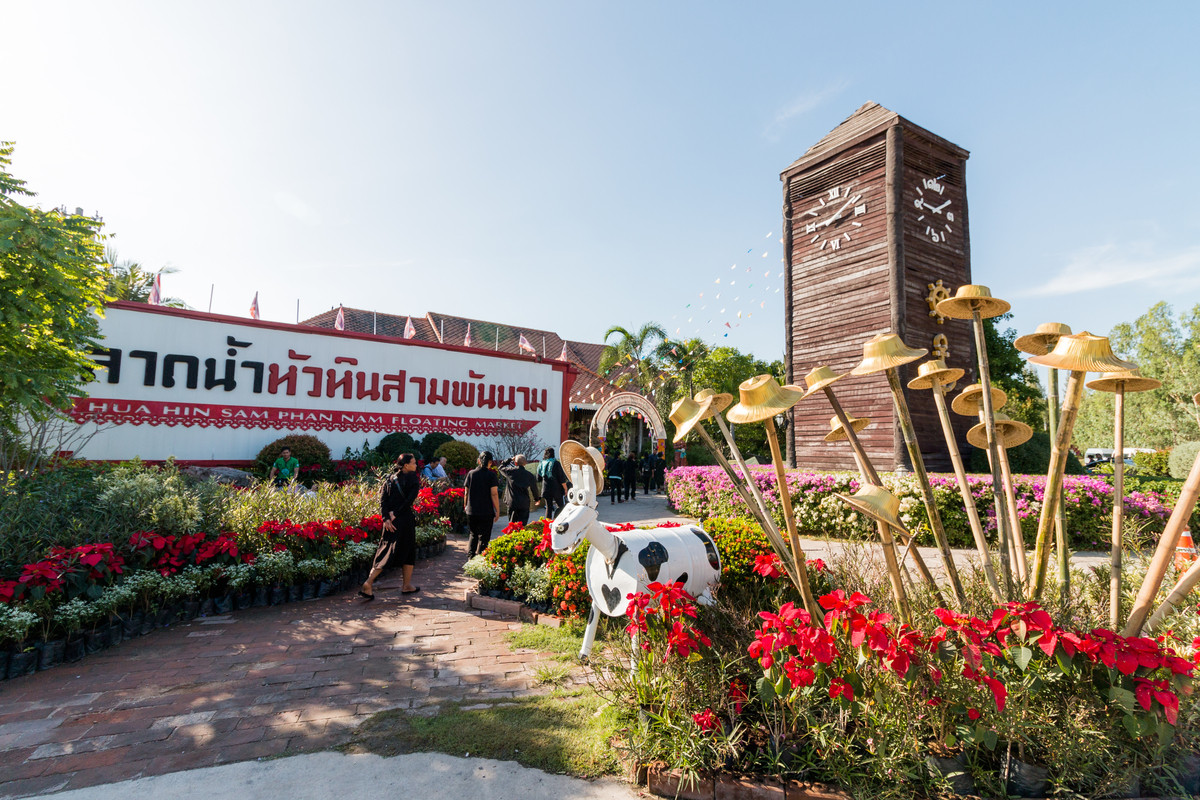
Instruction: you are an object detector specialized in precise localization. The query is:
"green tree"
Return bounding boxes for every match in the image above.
[1073,302,1200,451]
[983,313,1047,430]
[0,143,110,436]
[104,248,185,307]
[654,337,709,398]
[598,322,667,392]
[686,346,786,462]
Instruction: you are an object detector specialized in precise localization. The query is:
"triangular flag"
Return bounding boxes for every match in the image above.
[559,342,569,361]
[404,317,416,339]
[518,334,536,355]
[464,323,473,348]
[249,292,260,320]
[148,272,162,306]
[334,306,345,331]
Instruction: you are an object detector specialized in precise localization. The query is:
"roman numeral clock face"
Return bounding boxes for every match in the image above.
[913,176,955,244]
[801,185,868,252]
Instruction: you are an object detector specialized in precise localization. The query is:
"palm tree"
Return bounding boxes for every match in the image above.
[655,337,709,399]
[105,248,187,307]
[599,322,668,393]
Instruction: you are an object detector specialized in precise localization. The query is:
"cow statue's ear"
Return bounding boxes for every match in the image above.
[581,466,595,496]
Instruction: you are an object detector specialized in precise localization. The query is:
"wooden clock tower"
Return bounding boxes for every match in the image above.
[782,102,976,472]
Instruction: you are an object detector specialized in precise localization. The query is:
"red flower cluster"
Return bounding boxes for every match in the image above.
[254,518,370,559]
[1,543,125,603]
[693,708,719,731]
[753,552,784,579]
[625,581,712,662]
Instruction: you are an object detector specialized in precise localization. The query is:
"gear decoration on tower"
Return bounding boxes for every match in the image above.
[926,280,950,324]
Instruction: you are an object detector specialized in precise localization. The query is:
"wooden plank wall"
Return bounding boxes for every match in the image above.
[785,123,977,475]
[786,135,898,472]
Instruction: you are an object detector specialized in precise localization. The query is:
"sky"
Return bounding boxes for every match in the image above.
[6,1,1200,365]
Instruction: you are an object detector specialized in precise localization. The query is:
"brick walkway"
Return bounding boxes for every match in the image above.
[0,535,576,798]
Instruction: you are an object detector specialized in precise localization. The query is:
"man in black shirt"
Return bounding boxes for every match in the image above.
[607,452,624,504]
[623,452,639,501]
[464,451,500,558]
[498,454,537,526]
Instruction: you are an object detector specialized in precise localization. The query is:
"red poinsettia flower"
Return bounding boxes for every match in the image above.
[692,708,718,731]
[828,678,854,702]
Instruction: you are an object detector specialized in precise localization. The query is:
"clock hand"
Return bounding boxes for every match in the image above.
[932,199,952,213]
[825,194,861,225]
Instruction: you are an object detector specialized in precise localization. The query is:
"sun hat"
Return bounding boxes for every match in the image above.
[1027,331,1137,373]
[694,388,734,415]
[907,359,966,391]
[823,414,872,442]
[1014,322,1073,356]
[1086,368,1162,394]
[835,484,910,537]
[669,395,717,443]
[800,365,849,399]
[849,334,928,376]
[725,374,805,424]
[966,412,1033,449]
[935,284,1011,321]
[559,440,606,494]
[950,383,1008,417]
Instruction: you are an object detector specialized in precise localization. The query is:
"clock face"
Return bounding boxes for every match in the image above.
[913,176,955,244]
[799,184,868,252]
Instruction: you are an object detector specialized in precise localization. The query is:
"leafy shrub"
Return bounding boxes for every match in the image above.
[95,461,203,540]
[483,523,546,576]
[254,434,333,481]
[420,432,455,461]
[1169,441,1200,480]
[375,431,419,462]
[222,481,378,539]
[463,555,503,591]
[1133,449,1172,476]
[436,440,480,472]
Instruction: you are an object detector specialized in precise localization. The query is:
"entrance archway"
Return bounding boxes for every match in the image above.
[590,391,666,455]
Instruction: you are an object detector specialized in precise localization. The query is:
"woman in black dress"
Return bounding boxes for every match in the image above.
[359,453,420,600]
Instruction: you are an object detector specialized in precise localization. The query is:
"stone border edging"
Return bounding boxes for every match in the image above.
[463,590,565,628]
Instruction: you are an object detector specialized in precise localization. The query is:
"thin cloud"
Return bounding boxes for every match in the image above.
[765,81,849,141]
[273,190,321,225]
[1019,243,1200,297]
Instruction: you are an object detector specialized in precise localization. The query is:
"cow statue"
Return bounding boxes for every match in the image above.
[550,441,721,659]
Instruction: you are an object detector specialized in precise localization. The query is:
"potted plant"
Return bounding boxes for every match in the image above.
[3,605,40,679]
[296,558,328,600]
[52,599,91,663]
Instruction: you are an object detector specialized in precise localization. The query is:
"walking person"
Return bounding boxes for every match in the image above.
[623,452,639,501]
[654,452,667,492]
[464,450,500,558]
[607,451,624,504]
[360,453,421,600]
[537,446,568,519]
[498,454,536,526]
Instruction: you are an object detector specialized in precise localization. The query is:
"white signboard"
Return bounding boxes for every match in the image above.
[68,304,573,463]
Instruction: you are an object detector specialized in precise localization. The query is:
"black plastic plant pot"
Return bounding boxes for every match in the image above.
[0,648,9,679]
[38,639,65,671]
[316,580,332,598]
[7,648,37,679]
[235,591,253,610]
[1002,753,1050,798]
[270,585,288,605]
[301,582,317,601]
[288,584,302,603]
[123,611,144,638]
[107,620,124,646]
[926,753,976,797]
[213,594,234,615]
[139,612,156,636]
[64,635,86,663]
[156,607,177,628]
[182,600,201,621]
[199,598,216,617]
[253,586,269,607]
[84,627,109,654]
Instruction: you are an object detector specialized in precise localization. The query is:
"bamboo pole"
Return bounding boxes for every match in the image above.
[970,307,1018,596]
[693,424,802,590]
[824,392,911,622]
[763,419,823,622]
[1031,371,1086,600]
[1124,446,1200,636]
[996,442,1029,586]
[977,426,1018,597]
[930,383,1003,603]
[1110,385,1126,629]
[1048,366,1070,604]
[825,388,941,598]
[1147,556,1200,634]
[885,369,967,607]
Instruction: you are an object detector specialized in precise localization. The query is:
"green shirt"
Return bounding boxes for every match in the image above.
[273,457,300,480]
